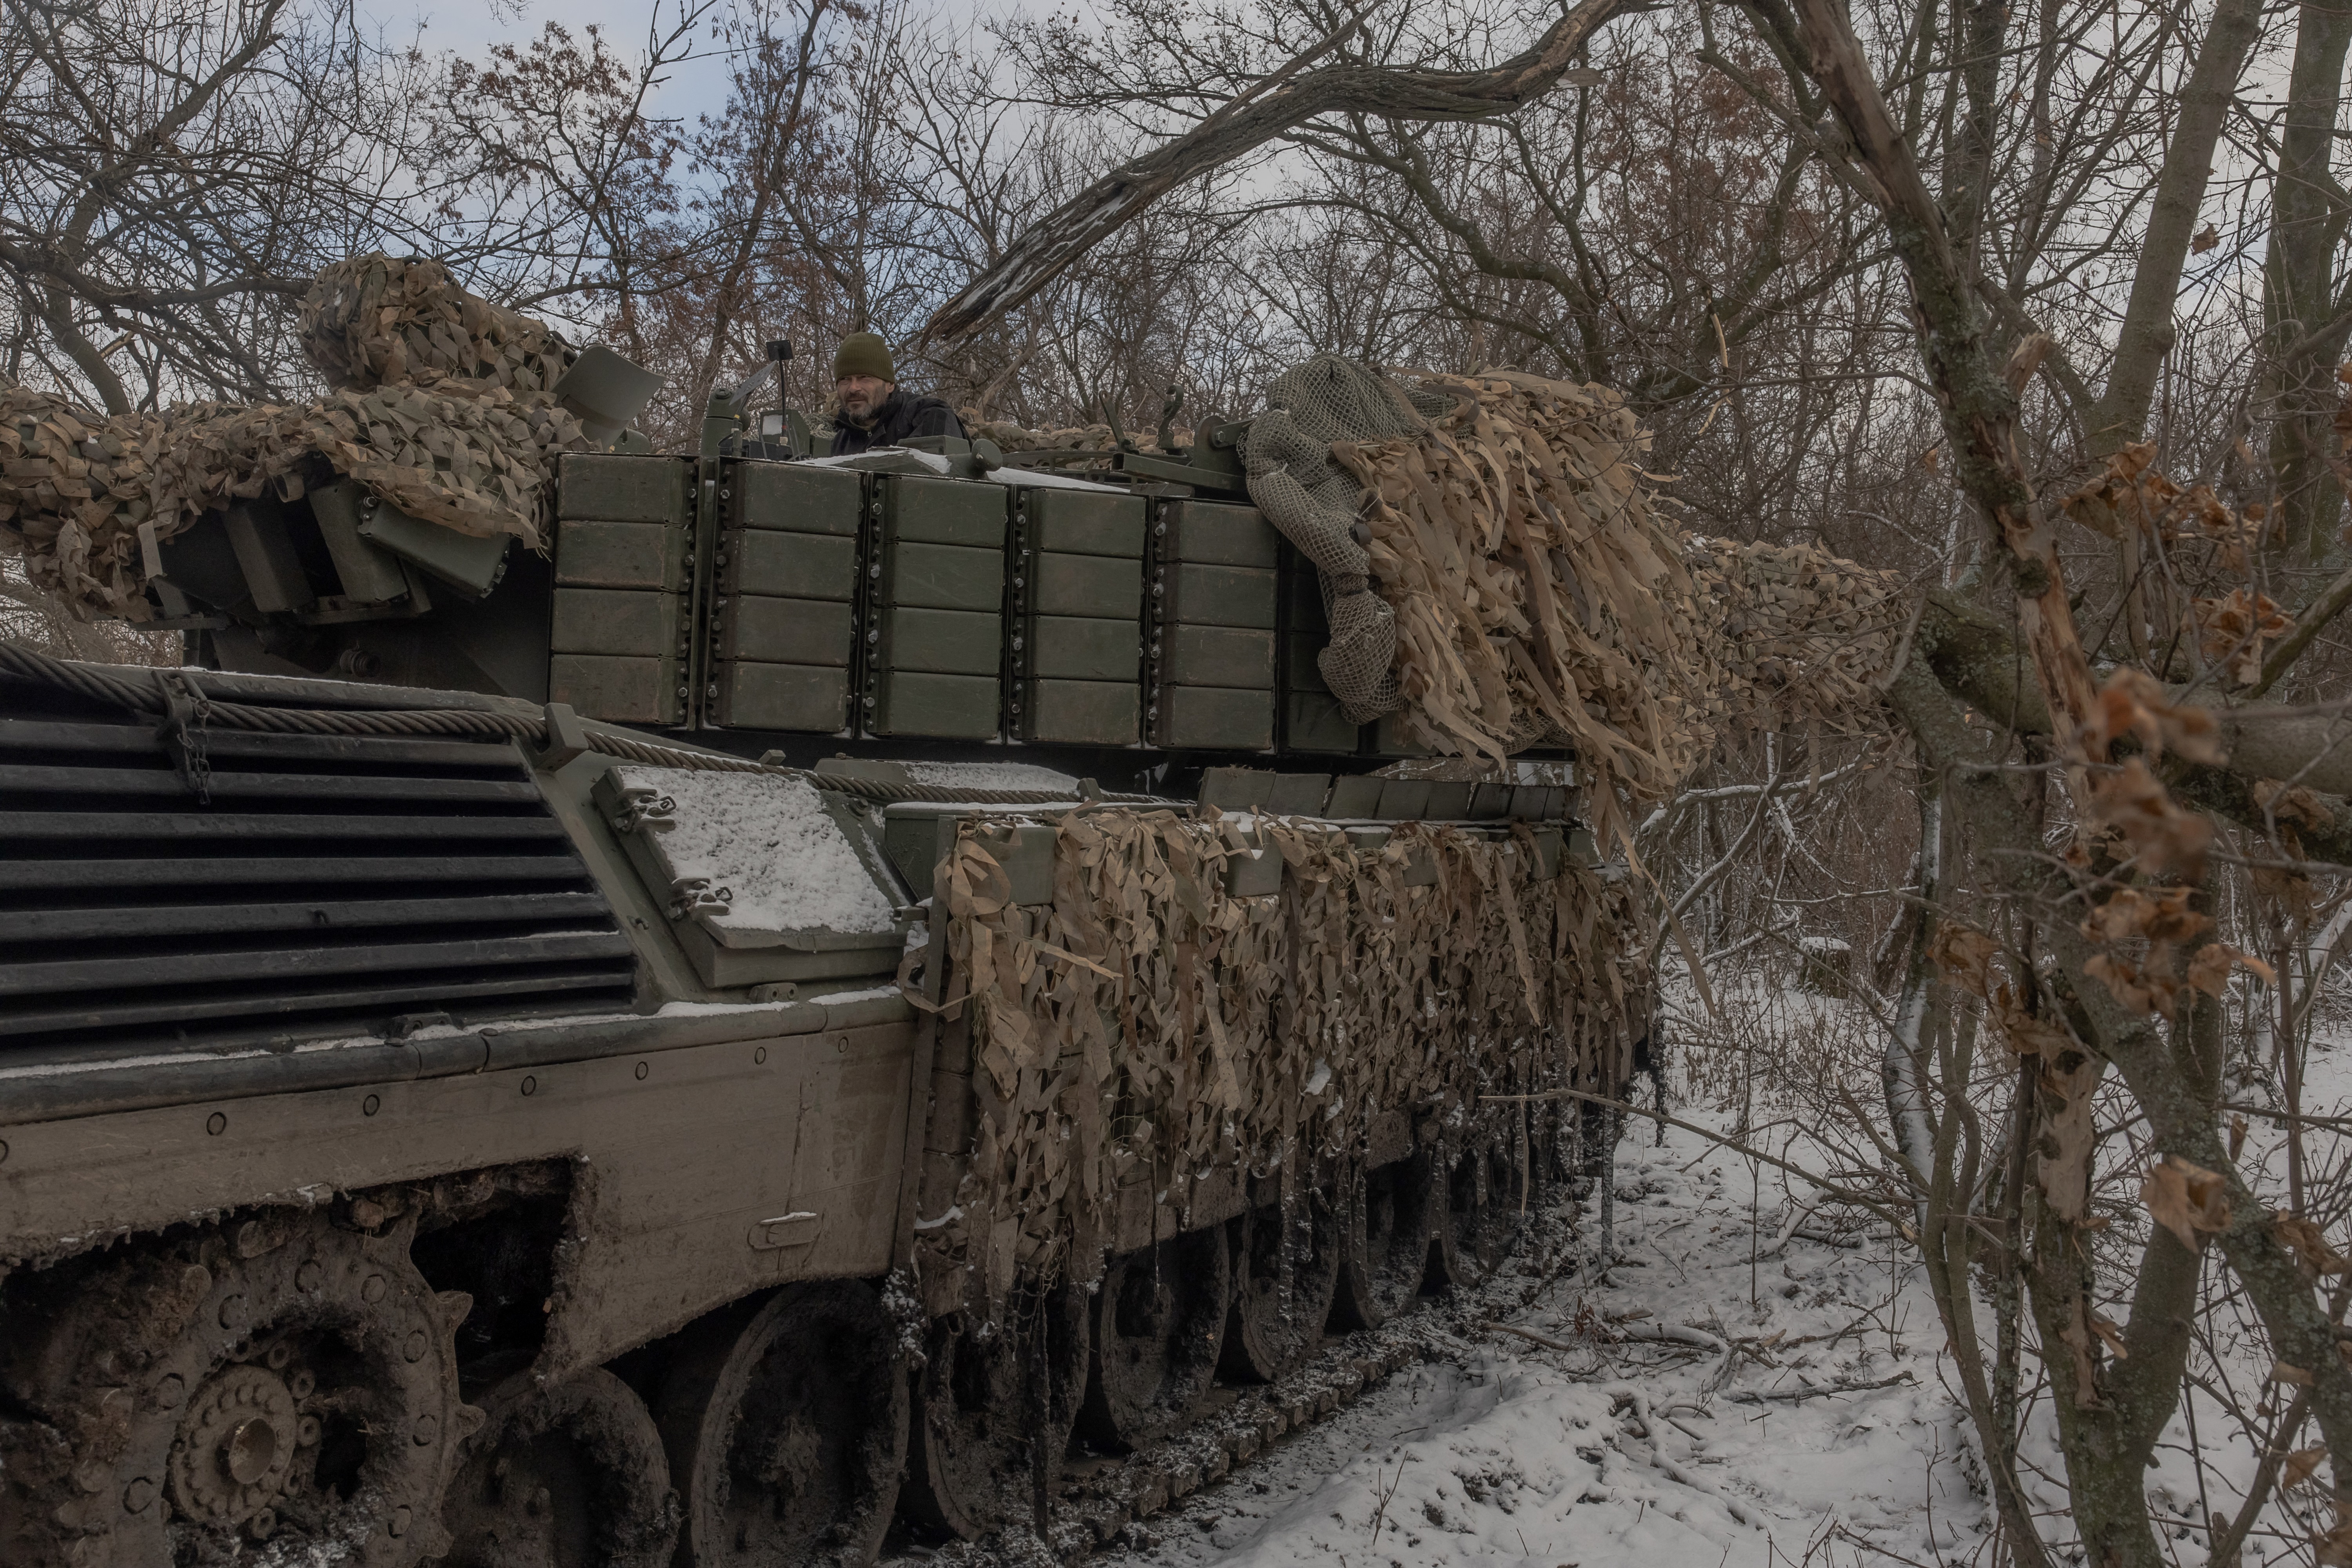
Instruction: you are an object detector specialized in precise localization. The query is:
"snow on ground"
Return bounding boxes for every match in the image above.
[1103,1116,1983,1568]
[1079,1007,2352,1568]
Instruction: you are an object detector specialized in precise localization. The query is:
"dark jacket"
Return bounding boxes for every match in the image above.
[829,388,964,455]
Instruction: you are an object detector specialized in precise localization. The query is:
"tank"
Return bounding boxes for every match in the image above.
[0,343,1645,1568]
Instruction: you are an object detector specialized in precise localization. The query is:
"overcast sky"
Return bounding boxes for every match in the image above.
[364,0,745,121]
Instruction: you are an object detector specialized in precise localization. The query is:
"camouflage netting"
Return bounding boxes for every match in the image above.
[961,416,1193,455]
[1250,359,1910,804]
[1243,359,1429,723]
[914,808,1646,1305]
[299,255,576,394]
[1,254,589,622]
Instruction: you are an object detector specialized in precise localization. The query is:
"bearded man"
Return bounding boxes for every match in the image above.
[827,332,964,454]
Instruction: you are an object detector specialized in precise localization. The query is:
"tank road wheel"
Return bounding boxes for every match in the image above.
[0,1212,477,1568]
[657,1281,908,1568]
[1329,1155,1435,1331]
[1076,1231,1230,1452]
[439,1367,679,1567]
[1219,1190,1344,1382]
[903,1279,1091,1541]
[1428,1134,1519,1290]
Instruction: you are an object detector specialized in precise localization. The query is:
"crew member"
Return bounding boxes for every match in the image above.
[828,332,964,454]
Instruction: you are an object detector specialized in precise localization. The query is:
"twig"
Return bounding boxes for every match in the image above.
[1724,1371,1917,1404]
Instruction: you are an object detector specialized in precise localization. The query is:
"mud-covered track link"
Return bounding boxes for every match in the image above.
[0,1103,1594,1568]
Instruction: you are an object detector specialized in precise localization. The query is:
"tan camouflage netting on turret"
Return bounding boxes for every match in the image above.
[914,808,1647,1305]
[1249,359,1912,806]
[1,256,588,621]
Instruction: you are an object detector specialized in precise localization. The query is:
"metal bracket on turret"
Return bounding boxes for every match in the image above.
[528,701,592,771]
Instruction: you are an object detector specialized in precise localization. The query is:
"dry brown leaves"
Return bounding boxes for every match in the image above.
[2062,444,2267,567]
[2194,587,2292,686]
[918,808,1648,1302]
[2141,1154,2231,1252]
[2082,666,2221,766]
[2061,442,2173,539]
[1929,924,2075,1056]
[2278,1213,2348,1277]
[2076,880,2268,1015]
[2319,1504,2352,1568]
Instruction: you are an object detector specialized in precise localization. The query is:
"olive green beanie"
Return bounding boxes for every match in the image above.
[833,331,895,383]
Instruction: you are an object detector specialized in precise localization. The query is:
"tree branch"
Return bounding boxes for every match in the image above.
[920,0,1638,343]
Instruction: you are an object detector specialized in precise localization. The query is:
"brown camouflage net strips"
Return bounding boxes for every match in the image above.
[299,255,576,395]
[915,808,1647,1304]
[2,256,587,621]
[1333,370,1909,804]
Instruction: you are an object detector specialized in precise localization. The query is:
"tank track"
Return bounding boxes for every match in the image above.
[913,1173,1599,1566]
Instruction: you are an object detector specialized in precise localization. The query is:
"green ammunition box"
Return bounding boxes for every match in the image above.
[550,653,683,725]
[873,671,1000,739]
[1326,776,1384,817]
[885,474,1008,548]
[1285,564,1331,626]
[978,822,1058,904]
[1022,679,1138,746]
[735,459,862,533]
[1154,686,1272,751]
[1032,552,1141,619]
[722,528,858,599]
[1022,488,1145,557]
[1283,691,1361,753]
[550,588,680,658]
[713,662,849,732]
[1197,766,1274,811]
[1161,563,1276,629]
[1470,783,1514,818]
[556,519,690,591]
[879,606,1000,675]
[558,452,688,524]
[1424,782,1475,819]
[1161,500,1279,567]
[1162,624,1274,688]
[1530,826,1564,877]
[1285,634,1332,693]
[1374,710,1434,758]
[717,595,854,666]
[882,816,1060,905]
[1226,845,1285,897]
[885,541,1004,612]
[1266,773,1332,814]
[1375,780,1433,820]
[1026,616,1138,681]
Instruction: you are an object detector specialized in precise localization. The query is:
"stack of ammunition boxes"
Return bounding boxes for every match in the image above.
[1145,499,1278,750]
[550,454,692,724]
[550,452,1448,757]
[1010,488,1144,744]
[711,462,864,731]
[865,475,1006,739]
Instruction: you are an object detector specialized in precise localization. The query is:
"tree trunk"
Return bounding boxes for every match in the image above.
[2261,0,2352,562]
[2084,0,2266,457]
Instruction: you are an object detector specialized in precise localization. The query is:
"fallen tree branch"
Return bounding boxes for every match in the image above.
[1724,1371,1918,1404]
[921,0,1635,341]
[1480,1088,1906,1222]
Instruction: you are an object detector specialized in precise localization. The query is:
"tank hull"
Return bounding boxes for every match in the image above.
[0,653,1629,1568]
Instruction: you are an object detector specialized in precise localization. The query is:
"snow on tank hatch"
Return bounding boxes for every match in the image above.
[592,764,912,991]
